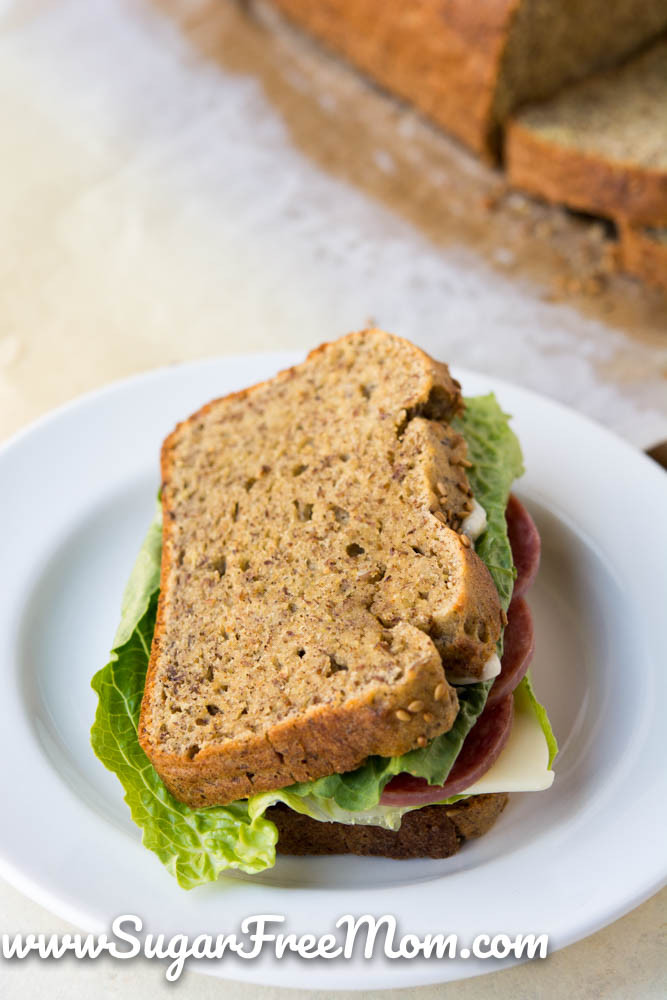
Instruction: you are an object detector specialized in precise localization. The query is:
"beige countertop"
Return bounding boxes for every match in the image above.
[1,1,665,997]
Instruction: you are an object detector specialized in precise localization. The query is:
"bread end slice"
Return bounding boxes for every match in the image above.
[505,40,667,225]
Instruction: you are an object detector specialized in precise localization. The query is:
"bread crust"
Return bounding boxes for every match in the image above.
[139,330,503,807]
[506,119,667,225]
[267,793,509,858]
[619,221,667,290]
[267,0,519,159]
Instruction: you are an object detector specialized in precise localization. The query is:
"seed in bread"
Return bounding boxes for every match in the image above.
[139,330,503,807]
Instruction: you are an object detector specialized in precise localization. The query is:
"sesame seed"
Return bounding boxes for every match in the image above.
[408,700,424,713]
[423,712,435,723]
[436,481,447,496]
[433,511,446,524]
[416,736,428,748]
[434,683,447,701]
[395,709,411,722]
[460,534,471,548]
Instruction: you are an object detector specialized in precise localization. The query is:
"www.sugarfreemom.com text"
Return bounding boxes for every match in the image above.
[2,914,548,980]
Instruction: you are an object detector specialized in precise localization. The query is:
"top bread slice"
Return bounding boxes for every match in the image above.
[266,0,667,159]
[139,330,503,808]
[506,38,667,224]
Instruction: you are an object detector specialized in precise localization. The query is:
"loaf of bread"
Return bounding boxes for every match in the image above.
[506,38,667,224]
[269,793,509,858]
[620,223,667,290]
[139,330,504,808]
[265,0,667,159]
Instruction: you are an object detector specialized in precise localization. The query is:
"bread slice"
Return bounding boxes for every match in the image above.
[506,38,667,224]
[265,0,667,159]
[268,793,509,858]
[138,330,503,808]
[620,222,667,290]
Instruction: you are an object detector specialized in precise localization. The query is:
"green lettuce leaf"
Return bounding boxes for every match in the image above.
[453,394,524,611]
[91,514,278,889]
[91,393,551,886]
[521,672,558,768]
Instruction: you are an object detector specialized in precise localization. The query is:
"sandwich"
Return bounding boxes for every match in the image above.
[91,330,556,888]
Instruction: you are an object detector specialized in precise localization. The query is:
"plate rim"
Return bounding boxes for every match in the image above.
[0,351,665,990]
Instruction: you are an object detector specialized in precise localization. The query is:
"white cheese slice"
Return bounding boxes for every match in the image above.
[460,498,487,541]
[461,683,554,794]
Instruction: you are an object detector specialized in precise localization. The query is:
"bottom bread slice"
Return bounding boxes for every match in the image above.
[267,793,508,859]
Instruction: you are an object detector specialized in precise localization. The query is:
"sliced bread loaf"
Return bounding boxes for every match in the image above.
[506,38,667,224]
[266,0,667,158]
[620,223,667,289]
[139,330,504,807]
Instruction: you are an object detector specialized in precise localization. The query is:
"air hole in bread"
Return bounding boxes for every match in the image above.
[297,648,306,658]
[186,744,200,760]
[377,613,398,629]
[396,383,455,439]
[206,704,220,716]
[239,558,250,572]
[294,500,313,521]
[358,563,386,583]
[326,654,348,676]
[211,555,226,576]
[332,506,349,523]
[412,545,424,555]
[360,384,374,399]
[244,477,256,492]
[292,464,308,477]
[346,543,365,557]
[232,501,239,522]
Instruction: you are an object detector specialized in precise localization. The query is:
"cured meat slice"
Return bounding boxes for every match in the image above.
[507,494,541,599]
[487,597,534,706]
[378,497,540,808]
[380,695,514,806]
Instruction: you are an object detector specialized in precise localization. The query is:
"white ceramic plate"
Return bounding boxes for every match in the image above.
[1,353,665,990]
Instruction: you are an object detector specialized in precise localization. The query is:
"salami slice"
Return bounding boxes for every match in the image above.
[487,597,534,706]
[506,494,541,599]
[380,695,514,806]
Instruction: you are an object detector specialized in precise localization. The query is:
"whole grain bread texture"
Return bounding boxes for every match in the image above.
[619,222,667,290]
[139,330,503,808]
[264,0,667,159]
[506,38,667,224]
[268,793,509,858]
